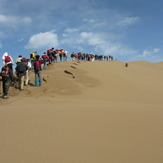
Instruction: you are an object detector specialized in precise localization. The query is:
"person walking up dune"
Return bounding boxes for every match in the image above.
[0,65,12,99]
[42,52,50,70]
[47,47,54,64]
[25,59,32,86]
[16,55,22,64]
[33,55,44,86]
[15,58,28,90]
[2,52,14,83]
[30,51,37,69]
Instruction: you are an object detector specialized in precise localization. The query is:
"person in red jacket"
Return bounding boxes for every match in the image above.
[42,52,50,70]
[33,55,44,86]
[2,52,14,83]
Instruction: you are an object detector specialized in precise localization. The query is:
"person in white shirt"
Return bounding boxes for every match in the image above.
[2,52,14,82]
[16,55,22,64]
[25,59,32,86]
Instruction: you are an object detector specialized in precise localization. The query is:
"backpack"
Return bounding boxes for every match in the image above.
[16,62,27,74]
[47,49,54,56]
[34,60,41,72]
[42,55,49,62]
[30,52,36,60]
[5,56,11,63]
[47,49,51,55]
[1,66,9,80]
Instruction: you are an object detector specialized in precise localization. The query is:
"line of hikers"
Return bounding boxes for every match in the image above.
[0,48,115,99]
[0,47,67,99]
[70,52,114,62]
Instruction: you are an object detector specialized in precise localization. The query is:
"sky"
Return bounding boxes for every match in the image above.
[0,0,163,67]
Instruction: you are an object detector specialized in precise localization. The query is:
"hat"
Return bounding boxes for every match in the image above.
[35,55,40,60]
[21,58,25,62]
[21,58,27,62]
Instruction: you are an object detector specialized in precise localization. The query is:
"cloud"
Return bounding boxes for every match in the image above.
[142,50,151,57]
[83,19,95,23]
[153,48,160,53]
[64,28,79,33]
[61,30,136,57]
[139,48,160,58]
[78,31,136,56]
[117,16,140,27]
[22,17,32,24]
[18,38,24,42]
[25,31,59,49]
[0,14,32,28]
[80,32,105,45]
[0,15,7,23]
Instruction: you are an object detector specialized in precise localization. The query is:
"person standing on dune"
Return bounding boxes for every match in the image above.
[0,65,11,99]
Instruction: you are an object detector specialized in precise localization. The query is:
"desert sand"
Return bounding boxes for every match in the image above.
[0,60,163,163]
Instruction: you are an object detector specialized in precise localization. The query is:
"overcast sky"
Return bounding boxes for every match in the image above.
[0,0,163,67]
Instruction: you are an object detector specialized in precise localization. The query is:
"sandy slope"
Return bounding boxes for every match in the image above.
[0,61,163,163]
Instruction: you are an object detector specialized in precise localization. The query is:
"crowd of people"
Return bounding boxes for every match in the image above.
[0,47,115,99]
[70,52,114,62]
[0,48,69,99]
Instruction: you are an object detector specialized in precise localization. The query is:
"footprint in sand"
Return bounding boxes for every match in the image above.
[64,70,75,78]
[70,66,77,69]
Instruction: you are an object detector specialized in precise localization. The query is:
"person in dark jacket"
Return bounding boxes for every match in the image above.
[15,58,28,90]
[0,65,11,99]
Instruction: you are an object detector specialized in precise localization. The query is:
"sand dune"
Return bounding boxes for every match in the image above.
[0,61,163,163]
